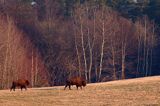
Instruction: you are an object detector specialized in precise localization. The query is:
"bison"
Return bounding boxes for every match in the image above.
[64,77,86,90]
[10,79,30,91]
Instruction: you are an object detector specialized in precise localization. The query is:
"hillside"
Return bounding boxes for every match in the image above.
[0,76,160,106]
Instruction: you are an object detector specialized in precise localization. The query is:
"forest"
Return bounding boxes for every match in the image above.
[0,0,159,89]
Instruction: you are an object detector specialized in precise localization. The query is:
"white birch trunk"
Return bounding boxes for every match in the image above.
[80,15,88,81]
[98,13,105,81]
[31,48,34,87]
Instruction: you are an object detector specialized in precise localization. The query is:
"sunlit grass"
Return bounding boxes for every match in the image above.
[0,76,160,106]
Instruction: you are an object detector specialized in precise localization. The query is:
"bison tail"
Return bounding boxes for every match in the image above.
[25,80,30,86]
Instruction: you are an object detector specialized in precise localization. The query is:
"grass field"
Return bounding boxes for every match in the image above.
[0,76,160,106]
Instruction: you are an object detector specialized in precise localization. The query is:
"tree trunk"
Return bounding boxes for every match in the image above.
[143,18,147,76]
[86,5,93,83]
[73,17,82,77]
[98,14,105,82]
[121,44,126,79]
[111,37,117,80]
[80,15,88,81]
[31,48,34,87]
[34,54,38,86]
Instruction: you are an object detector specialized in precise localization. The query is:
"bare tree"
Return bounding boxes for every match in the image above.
[135,17,156,77]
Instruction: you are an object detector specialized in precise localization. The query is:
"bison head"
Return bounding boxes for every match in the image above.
[82,80,86,87]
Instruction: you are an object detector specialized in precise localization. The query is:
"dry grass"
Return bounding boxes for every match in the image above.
[0,76,160,106]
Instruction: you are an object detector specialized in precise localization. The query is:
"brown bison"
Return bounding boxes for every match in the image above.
[10,79,30,91]
[64,77,86,90]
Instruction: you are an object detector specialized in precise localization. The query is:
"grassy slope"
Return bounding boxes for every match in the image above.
[0,76,160,106]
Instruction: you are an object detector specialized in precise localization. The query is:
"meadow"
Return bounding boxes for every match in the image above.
[0,76,160,106]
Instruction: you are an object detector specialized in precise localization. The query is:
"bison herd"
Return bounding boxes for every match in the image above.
[10,77,86,91]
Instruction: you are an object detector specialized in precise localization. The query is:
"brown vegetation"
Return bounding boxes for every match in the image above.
[0,15,49,89]
[0,76,160,106]
[64,77,86,90]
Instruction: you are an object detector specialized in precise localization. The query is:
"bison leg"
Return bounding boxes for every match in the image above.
[80,86,82,90]
[21,86,23,91]
[24,86,27,90]
[21,86,26,91]
[76,85,79,90]
[13,86,16,91]
[12,87,15,91]
[10,86,15,91]
[64,85,68,90]
[10,82,16,91]
[10,87,13,91]
[69,85,71,90]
